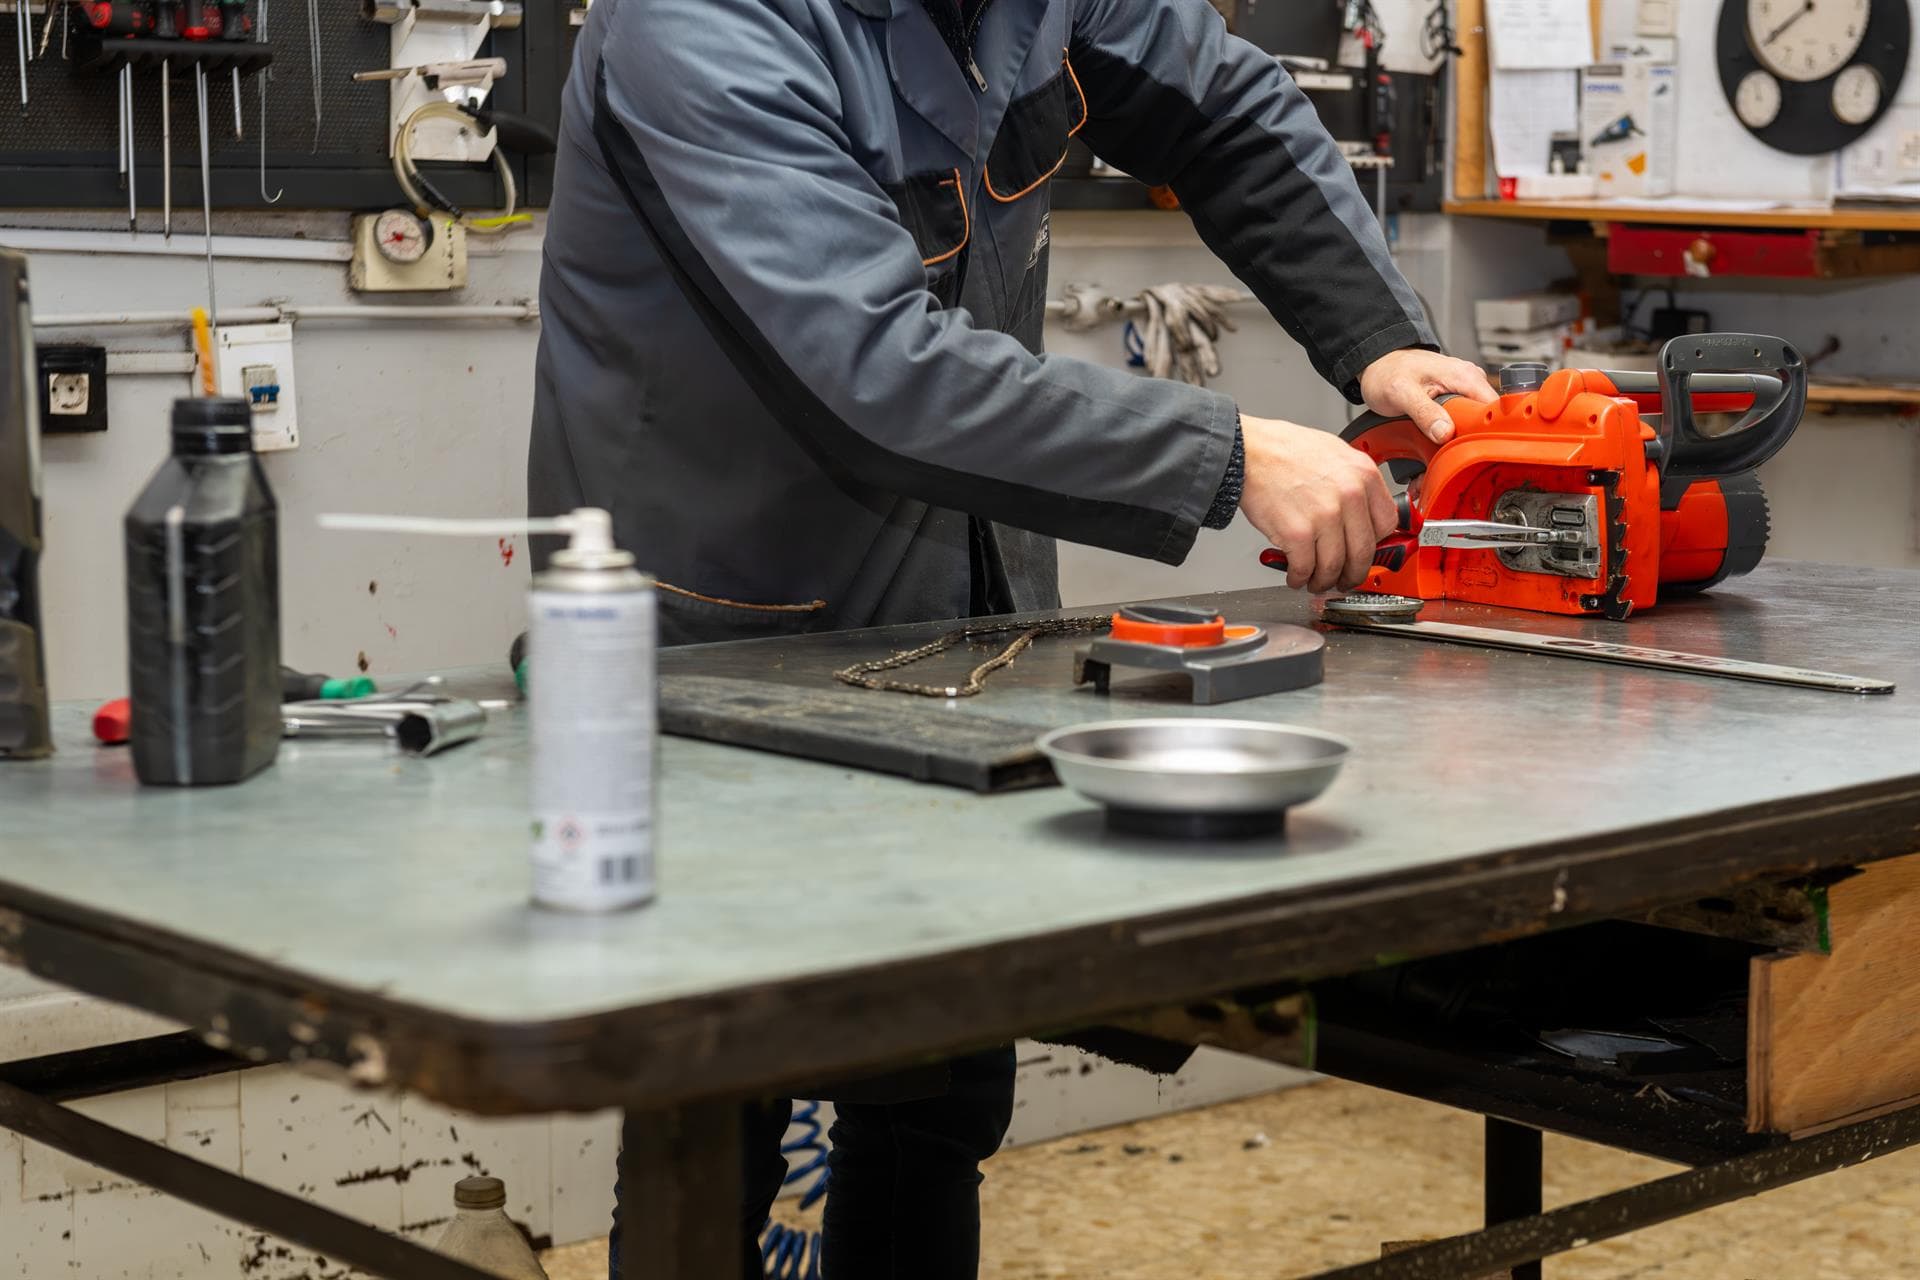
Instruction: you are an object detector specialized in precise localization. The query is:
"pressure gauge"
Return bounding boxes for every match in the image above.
[373,210,430,265]
[1747,0,1870,81]
[1717,0,1910,154]
[1832,62,1885,122]
[1735,68,1785,126]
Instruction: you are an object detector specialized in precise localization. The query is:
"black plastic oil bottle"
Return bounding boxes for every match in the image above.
[124,397,281,785]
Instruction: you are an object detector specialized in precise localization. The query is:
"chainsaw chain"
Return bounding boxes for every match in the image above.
[833,615,1113,698]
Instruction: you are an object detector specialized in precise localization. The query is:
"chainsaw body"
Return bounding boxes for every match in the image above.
[1342,334,1805,619]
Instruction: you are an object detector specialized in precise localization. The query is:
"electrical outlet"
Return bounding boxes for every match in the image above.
[36,346,108,434]
[48,372,90,415]
[214,323,299,452]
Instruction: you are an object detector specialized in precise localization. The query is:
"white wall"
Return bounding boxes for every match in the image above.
[20,213,540,704]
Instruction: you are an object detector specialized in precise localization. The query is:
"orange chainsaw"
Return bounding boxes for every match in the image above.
[1261,334,1808,619]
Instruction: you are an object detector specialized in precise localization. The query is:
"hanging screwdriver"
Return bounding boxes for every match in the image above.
[15,0,30,115]
[155,0,175,238]
[81,3,155,232]
[179,0,218,326]
[217,0,243,138]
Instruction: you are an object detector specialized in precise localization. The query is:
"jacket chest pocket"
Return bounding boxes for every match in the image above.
[884,169,971,309]
[984,54,1086,204]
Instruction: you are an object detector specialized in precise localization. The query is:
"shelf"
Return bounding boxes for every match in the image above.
[1808,381,1920,409]
[1445,198,1920,234]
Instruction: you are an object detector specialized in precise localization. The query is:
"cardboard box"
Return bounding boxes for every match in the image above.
[1581,61,1676,198]
[1478,321,1578,368]
[1565,338,1657,373]
[1475,293,1583,333]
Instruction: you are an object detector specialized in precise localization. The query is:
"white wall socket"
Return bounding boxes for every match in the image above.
[213,323,299,453]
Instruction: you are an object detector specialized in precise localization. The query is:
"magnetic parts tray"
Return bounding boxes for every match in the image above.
[1037,718,1351,839]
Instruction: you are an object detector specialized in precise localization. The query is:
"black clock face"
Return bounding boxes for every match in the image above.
[1717,0,1911,154]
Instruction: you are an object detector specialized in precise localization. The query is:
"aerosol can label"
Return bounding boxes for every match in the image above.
[528,583,656,911]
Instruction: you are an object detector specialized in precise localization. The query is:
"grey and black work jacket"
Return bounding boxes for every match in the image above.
[529,0,1435,644]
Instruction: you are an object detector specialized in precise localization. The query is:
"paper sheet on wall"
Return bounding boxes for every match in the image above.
[1486,0,1596,69]
[1490,68,1581,177]
[1598,0,1641,51]
[1838,106,1920,200]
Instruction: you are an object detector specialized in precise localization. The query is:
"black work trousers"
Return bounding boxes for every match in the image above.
[609,1045,1017,1280]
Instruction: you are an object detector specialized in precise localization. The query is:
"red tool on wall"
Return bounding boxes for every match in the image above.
[1262,334,1808,620]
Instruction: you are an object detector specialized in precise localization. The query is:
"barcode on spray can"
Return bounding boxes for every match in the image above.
[528,584,656,911]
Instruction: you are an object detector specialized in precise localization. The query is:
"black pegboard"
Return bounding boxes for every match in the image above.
[0,0,562,211]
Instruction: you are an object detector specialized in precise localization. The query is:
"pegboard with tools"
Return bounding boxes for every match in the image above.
[0,0,572,211]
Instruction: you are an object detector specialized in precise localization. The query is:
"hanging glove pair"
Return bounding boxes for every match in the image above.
[1135,283,1246,387]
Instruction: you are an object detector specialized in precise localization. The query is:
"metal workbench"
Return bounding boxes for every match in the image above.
[2,561,1918,1279]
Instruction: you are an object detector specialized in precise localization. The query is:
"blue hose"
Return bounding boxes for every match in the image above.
[760,1101,831,1280]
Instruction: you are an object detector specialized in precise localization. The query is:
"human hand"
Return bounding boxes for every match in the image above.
[1239,415,1399,593]
[1358,348,1497,444]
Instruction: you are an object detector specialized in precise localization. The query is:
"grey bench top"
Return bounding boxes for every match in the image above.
[2,562,1916,1111]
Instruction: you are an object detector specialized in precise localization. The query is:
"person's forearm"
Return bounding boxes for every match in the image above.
[1071,0,1435,397]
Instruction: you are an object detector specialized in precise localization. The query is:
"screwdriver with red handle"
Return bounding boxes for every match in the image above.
[1259,496,1584,576]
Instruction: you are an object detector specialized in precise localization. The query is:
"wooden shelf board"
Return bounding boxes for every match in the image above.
[1445,198,1920,233]
[1808,382,1920,408]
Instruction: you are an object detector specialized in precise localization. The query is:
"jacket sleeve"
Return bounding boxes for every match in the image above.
[1069,0,1437,399]
[586,0,1237,566]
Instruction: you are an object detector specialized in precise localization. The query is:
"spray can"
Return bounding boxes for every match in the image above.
[317,507,655,911]
[526,509,656,912]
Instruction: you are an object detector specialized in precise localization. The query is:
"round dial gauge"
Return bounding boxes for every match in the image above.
[1747,0,1871,82]
[1832,62,1885,122]
[373,210,430,265]
[1735,68,1785,126]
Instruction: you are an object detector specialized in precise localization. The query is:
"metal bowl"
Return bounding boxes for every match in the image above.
[1036,719,1352,838]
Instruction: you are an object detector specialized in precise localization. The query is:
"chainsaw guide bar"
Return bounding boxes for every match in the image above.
[1318,599,1894,696]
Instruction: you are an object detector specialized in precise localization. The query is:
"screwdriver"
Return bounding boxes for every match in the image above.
[281,666,379,701]
[155,0,175,239]
[176,0,218,325]
[217,0,243,138]
[14,0,29,115]
[82,3,154,230]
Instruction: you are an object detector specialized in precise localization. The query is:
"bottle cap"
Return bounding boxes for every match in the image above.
[171,397,255,455]
[453,1176,506,1210]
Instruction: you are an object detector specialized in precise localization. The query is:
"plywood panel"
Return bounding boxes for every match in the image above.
[1452,0,1490,200]
[1750,851,1920,1134]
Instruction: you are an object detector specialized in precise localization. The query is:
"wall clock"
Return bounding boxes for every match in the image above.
[1717,0,1911,153]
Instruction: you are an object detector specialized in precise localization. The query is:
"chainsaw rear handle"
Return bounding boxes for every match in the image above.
[1642,334,1805,506]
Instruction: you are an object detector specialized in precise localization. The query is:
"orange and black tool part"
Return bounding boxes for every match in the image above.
[1106,604,1260,648]
[1311,334,1805,618]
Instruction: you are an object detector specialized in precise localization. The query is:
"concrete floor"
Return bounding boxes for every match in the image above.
[541,1079,1920,1278]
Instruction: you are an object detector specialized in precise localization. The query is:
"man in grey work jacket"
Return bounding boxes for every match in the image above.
[530,0,1495,1274]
